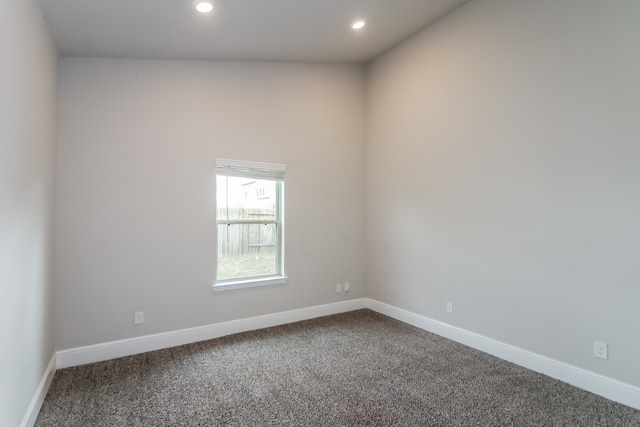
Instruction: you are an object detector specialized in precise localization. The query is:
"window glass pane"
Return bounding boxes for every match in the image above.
[217,223,278,281]
[216,176,277,220]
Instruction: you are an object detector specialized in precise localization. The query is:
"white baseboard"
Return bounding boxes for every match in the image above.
[54,297,639,411]
[57,298,367,369]
[20,353,56,427]
[364,298,640,411]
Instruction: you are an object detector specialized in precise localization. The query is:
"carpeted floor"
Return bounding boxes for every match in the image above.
[36,309,640,426]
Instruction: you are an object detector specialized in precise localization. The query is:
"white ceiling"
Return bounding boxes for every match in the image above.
[38,0,469,63]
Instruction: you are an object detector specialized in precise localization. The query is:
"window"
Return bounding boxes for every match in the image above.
[214,158,287,291]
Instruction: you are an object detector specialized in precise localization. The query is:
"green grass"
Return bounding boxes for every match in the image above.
[217,253,277,281]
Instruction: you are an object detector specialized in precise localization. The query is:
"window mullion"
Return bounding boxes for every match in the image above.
[217,219,278,225]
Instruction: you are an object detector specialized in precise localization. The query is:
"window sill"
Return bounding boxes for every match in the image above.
[213,276,288,292]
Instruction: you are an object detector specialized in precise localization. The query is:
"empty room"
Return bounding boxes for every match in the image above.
[2,0,639,425]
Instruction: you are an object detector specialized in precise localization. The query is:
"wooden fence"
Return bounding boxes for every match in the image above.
[217,208,277,256]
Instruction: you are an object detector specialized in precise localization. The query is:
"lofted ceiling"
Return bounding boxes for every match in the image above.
[38,0,469,63]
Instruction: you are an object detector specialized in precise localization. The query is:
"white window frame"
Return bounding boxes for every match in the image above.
[213,158,287,292]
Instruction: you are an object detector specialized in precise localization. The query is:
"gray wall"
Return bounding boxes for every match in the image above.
[0,0,58,425]
[366,0,640,387]
[55,58,366,349]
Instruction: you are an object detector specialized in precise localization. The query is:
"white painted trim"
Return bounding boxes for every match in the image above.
[20,353,56,427]
[57,298,367,369]
[364,298,640,411]
[213,275,288,292]
[54,297,639,411]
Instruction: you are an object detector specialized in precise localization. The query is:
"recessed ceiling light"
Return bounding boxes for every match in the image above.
[194,0,214,13]
[351,20,366,30]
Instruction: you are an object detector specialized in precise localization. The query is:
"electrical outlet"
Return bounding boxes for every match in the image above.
[344,282,350,292]
[134,311,144,325]
[594,341,608,360]
[446,302,453,314]
[336,283,342,293]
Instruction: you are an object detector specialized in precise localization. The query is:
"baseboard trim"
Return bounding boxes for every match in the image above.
[20,353,56,427]
[57,298,367,369]
[54,297,639,410]
[364,298,640,411]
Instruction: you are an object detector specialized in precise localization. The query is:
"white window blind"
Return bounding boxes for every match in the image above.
[216,158,286,181]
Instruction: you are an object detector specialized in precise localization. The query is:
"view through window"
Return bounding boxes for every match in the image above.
[215,159,285,284]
